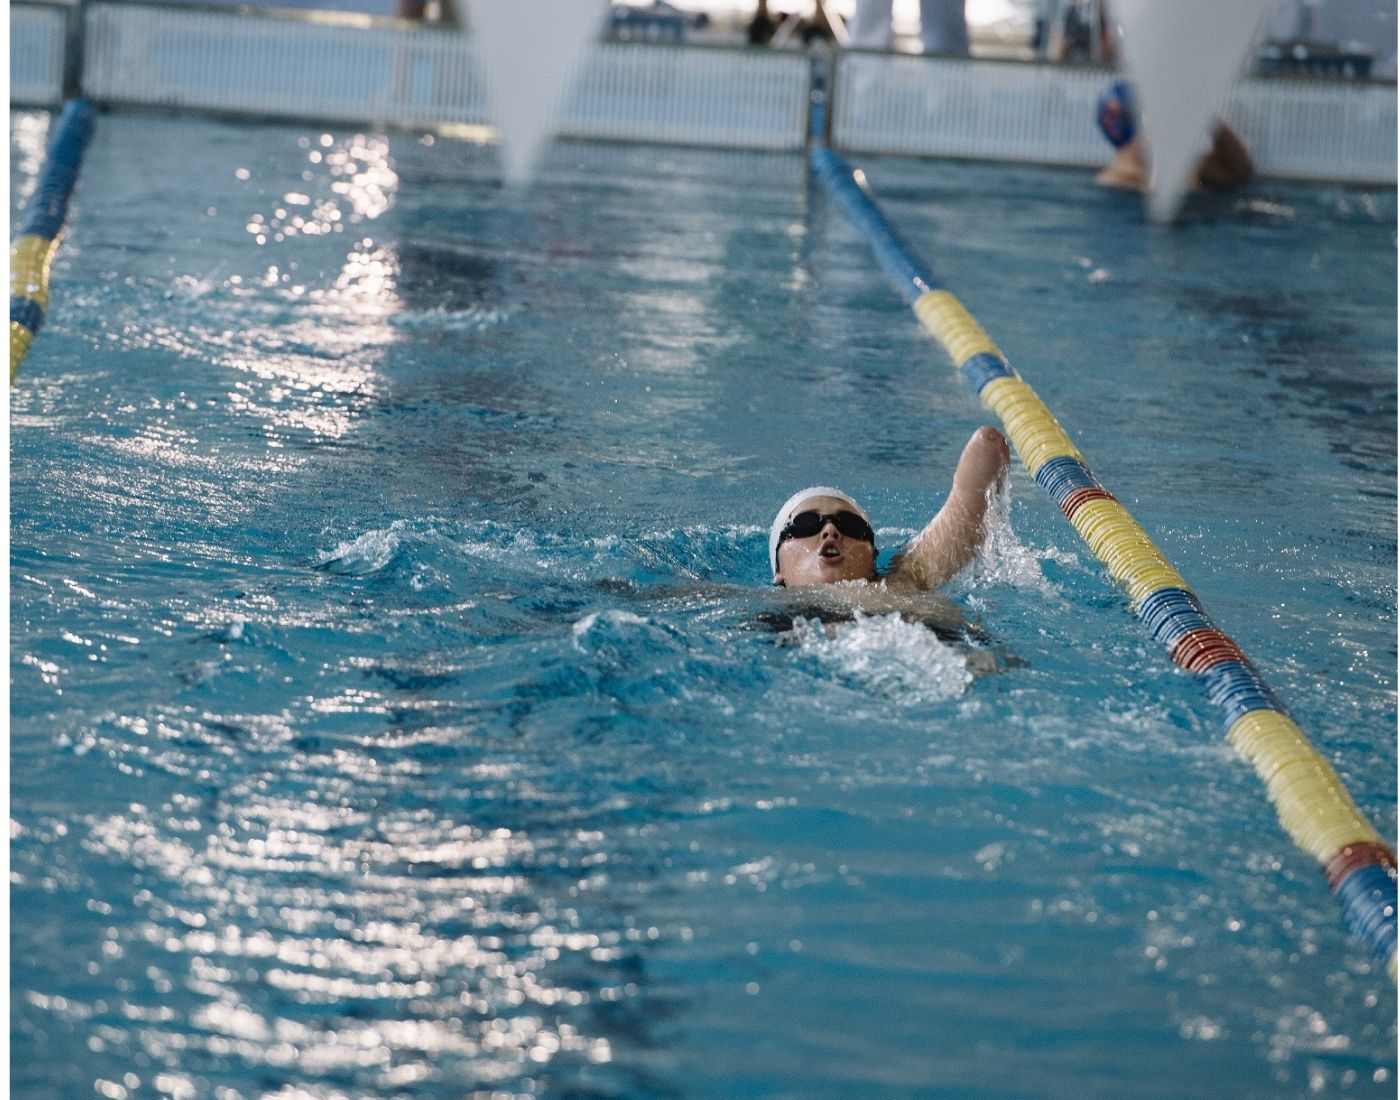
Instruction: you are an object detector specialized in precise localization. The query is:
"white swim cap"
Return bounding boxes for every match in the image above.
[768,486,872,581]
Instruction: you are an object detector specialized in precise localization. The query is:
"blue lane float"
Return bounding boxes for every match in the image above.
[810,147,935,305]
[1337,865,1400,964]
[11,98,96,381]
[806,103,1397,980]
[959,350,1018,395]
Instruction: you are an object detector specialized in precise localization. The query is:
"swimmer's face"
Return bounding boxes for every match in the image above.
[774,495,877,587]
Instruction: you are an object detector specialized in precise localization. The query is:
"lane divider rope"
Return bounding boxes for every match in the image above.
[808,105,1396,980]
[11,98,96,382]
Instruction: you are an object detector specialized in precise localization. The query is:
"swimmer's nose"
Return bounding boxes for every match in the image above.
[820,519,841,539]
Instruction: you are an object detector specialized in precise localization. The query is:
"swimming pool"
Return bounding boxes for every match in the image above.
[11,108,1396,1098]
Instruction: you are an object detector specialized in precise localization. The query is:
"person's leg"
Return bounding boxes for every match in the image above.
[918,0,969,55]
[849,0,895,50]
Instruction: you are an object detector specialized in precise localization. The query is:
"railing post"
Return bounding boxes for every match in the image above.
[806,46,837,149]
[62,0,87,100]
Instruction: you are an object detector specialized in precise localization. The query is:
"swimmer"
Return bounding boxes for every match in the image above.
[589,427,1012,668]
[1094,80,1253,193]
[769,425,1010,592]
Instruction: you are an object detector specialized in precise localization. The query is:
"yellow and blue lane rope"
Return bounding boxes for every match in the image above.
[808,127,1397,978]
[11,98,96,382]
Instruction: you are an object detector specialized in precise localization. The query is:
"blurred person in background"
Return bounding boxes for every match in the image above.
[1035,0,1115,64]
[747,0,842,48]
[848,0,969,55]
[1094,79,1253,193]
[394,0,459,24]
[748,0,779,44]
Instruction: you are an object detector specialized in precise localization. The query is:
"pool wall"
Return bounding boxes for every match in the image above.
[9,0,1397,184]
[807,98,1398,979]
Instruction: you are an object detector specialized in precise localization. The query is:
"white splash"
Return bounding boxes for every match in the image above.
[573,608,647,638]
[317,522,405,574]
[572,608,652,653]
[791,611,971,705]
[957,484,1052,593]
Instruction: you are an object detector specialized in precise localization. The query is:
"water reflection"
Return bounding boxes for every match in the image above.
[42,681,690,1096]
[12,119,1396,1099]
[9,110,52,210]
[1181,286,1397,476]
[395,238,506,314]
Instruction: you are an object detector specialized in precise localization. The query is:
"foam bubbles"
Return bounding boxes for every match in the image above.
[572,608,648,642]
[790,611,971,705]
[389,305,510,332]
[967,485,1049,588]
[945,484,1077,599]
[317,522,405,574]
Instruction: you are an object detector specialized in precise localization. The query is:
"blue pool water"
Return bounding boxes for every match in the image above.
[10,108,1396,1098]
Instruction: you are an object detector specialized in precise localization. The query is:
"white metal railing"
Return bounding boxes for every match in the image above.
[10,3,68,106]
[80,2,809,150]
[83,4,492,126]
[1223,76,1397,183]
[13,0,1399,183]
[833,52,1109,166]
[833,50,1397,184]
[565,42,808,150]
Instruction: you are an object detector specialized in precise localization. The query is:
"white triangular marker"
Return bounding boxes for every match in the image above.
[470,0,609,186]
[1113,0,1274,222]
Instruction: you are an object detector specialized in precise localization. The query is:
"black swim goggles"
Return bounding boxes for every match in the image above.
[775,509,876,566]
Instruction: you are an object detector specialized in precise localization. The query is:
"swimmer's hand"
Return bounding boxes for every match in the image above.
[952,425,1011,501]
[885,426,1010,592]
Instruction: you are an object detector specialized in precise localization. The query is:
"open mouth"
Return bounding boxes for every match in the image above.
[819,544,842,560]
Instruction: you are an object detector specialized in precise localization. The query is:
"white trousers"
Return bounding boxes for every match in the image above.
[847,0,970,55]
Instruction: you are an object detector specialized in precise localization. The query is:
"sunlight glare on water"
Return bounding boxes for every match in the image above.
[9,108,1396,1099]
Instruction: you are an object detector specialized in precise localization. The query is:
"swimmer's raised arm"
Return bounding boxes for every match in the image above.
[884,426,1009,592]
[767,427,1008,592]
